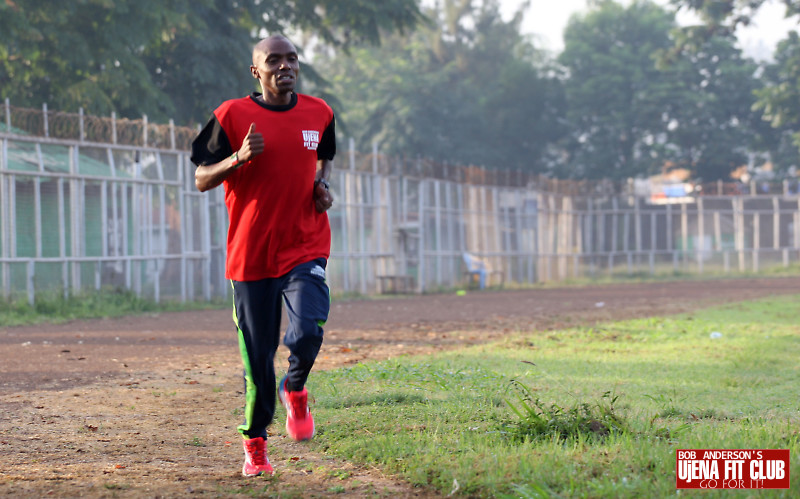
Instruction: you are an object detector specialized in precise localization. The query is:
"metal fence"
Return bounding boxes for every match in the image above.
[0,133,222,303]
[2,105,799,304]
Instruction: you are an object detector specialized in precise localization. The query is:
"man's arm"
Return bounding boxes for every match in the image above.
[195,123,264,192]
[314,159,334,213]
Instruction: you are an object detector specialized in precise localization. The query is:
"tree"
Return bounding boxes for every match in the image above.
[661,34,765,181]
[0,0,423,124]
[0,0,193,120]
[558,1,677,179]
[666,1,800,163]
[754,31,800,172]
[665,0,799,57]
[559,0,767,181]
[668,0,799,31]
[313,0,566,172]
[143,0,424,123]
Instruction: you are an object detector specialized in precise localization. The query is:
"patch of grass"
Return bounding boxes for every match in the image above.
[308,294,800,497]
[151,390,177,397]
[215,484,277,497]
[505,385,628,442]
[0,288,226,327]
[186,436,205,447]
[319,391,426,409]
[103,483,130,490]
[328,469,351,480]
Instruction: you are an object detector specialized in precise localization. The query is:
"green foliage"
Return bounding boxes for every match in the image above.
[668,0,800,35]
[505,384,628,442]
[558,1,767,181]
[558,1,676,179]
[0,0,422,124]
[667,0,800,174]
[313,0,566,172]
[660,34,763,181]
[755,31,800,171]
[185,436,206,447]
[0,288,225,327]
[0,0,189,119]
[2,0,797,179]
[315,0,796,180]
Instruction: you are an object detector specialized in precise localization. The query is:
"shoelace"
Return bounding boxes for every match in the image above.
[245,441,267,465]
[290,391,308,419]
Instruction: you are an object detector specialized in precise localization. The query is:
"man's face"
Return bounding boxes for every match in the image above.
[251,37,299,97]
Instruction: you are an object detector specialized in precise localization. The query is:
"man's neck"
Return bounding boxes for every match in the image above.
[260,92,293,106]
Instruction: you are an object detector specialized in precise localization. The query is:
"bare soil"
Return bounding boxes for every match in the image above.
[2,277,799,497]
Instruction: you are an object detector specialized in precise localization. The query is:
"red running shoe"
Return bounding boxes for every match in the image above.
[241,436,274,477]
[278,376,315,441]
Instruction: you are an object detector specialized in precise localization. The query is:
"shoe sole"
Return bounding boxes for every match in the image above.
[242,467,274,477]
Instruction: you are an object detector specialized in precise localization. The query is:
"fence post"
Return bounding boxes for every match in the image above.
[169,119,176,150]
[349,137,355,171]
[27,260,35,306]
[111,111,117,144]
[4,98,9,131]
[753,209,760,272]
[79,107,85,142]
[57,178,68,298]
[773,197,780,252]
[417,179,425,292]
[372,140,378,174]
[42,103,49,137]
[697,197,704,274]
[142,114,148,147]
[0,166,8,298]
[735,197,745,272]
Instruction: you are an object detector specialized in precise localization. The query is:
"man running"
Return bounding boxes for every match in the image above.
[191,34,335,477]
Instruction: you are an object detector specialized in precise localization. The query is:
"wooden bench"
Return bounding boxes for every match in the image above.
[377,275,415,294]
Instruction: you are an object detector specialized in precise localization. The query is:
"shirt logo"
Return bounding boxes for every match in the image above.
[302,130,320,150]
[310,265,326,280]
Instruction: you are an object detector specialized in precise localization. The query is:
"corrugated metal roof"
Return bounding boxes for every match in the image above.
[2,124,130,178]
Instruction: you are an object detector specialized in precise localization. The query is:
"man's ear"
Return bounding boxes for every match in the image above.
[250,65,259,79]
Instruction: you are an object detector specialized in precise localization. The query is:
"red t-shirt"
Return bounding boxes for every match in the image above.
[210,94,334,280]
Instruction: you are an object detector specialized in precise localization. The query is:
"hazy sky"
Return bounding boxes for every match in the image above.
[498,0,799,60]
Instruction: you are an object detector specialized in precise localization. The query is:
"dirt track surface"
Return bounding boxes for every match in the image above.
[1,277,799,497]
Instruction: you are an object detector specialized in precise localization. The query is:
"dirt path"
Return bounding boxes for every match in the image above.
[2,277,799,497]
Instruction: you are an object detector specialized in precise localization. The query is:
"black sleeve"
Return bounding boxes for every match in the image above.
[317,114,336,161]
[190,115,233,167]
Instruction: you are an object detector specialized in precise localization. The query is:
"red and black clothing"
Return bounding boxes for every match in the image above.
[191,92,335,440]
[191,92,336,280]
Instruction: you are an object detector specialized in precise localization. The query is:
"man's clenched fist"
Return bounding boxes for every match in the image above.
[314,179,333,213]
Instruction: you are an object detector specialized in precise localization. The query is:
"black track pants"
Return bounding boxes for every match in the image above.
[231,258,329,439]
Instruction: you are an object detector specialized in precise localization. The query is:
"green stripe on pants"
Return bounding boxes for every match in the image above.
[231,282,257,438]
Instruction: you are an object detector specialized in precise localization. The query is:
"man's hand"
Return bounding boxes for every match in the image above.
[237,123,264,163]
[314,179,333,213]
[194,123,264,192]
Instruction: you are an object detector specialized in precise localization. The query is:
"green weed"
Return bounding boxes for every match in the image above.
[186,436,205,447]
[504,384,627,442]
[103,483,130,490]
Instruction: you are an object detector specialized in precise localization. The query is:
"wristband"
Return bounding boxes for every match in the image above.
[315,178,330,190]
[231,151,245,169]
